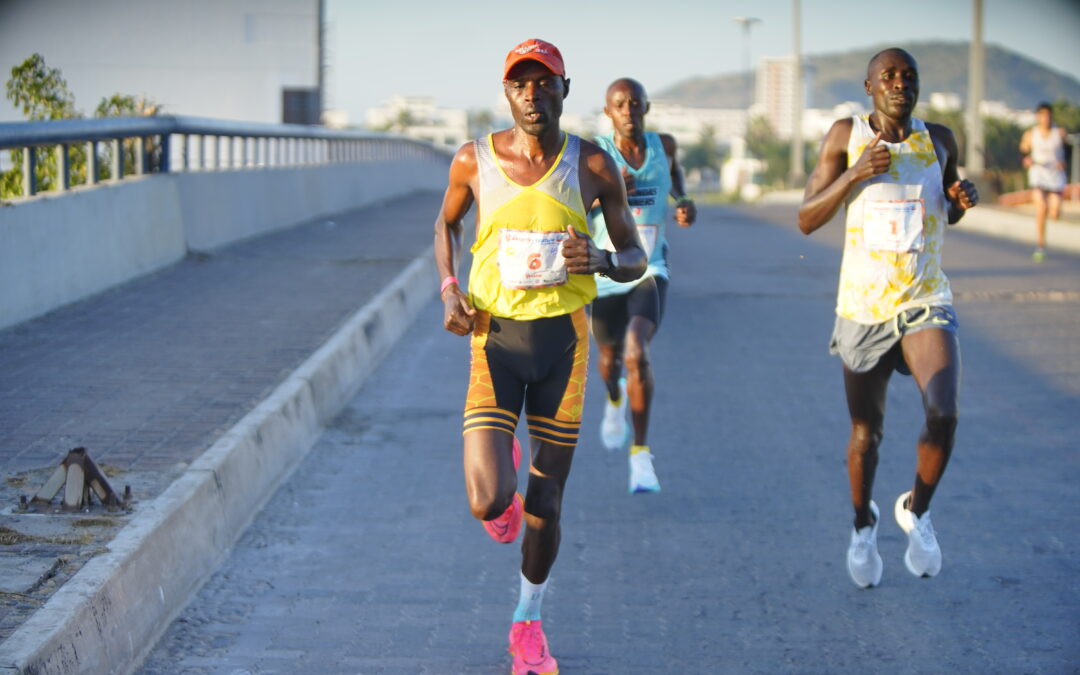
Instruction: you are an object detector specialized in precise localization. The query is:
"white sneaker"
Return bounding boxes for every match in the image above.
[600,378,629,451]
[628,449,660,493]
[894,491,942,577]
[846,501,883,588]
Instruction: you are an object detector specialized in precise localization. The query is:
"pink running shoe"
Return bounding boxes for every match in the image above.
[482,437,523,543]
[508,620,558,675]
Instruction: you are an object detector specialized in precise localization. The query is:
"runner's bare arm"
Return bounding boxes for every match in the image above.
[1019,128,1032,167]
[798,119,889,235]
[928,123,978,224]
[434,143,478,336]
[662,133,696,227]
[563,142,646,282]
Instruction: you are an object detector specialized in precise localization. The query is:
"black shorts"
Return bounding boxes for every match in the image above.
[589,275,668,347]
[463,309,588,447]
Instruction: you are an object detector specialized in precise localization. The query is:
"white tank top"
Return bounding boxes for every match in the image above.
[1028,125,1066,192]
[837,115,952,324]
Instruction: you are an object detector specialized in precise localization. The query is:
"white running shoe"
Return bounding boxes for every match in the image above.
[600,378,629,451]
[846,501,883,588]
[894,491,942,577]
[628,449,660,493]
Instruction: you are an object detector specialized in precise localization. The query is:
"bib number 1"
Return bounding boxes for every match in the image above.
[863,199,925,253]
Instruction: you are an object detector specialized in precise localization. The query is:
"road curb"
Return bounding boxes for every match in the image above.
[0,248,438,675]
[952,206,1080,254]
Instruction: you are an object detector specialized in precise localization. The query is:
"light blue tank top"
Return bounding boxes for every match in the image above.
[589,131,672,296]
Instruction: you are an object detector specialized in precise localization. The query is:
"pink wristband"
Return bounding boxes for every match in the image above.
[440,276,459,295]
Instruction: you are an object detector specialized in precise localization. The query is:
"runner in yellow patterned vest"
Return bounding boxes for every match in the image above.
[433,39,645,675]
[798,48,978,589]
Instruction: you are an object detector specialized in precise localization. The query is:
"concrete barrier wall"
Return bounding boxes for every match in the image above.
[178,159,448,252]
[0,158,448,330]
[0,178,188,330]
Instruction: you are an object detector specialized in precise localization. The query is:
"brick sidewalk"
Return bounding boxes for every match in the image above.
[0,191,442,641]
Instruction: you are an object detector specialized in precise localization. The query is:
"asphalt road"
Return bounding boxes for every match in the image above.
[137,204,1080,674]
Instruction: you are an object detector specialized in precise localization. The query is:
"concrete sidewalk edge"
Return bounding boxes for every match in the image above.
[0,248,439,675]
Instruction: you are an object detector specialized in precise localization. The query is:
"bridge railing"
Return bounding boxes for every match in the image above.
[0,115,449,197]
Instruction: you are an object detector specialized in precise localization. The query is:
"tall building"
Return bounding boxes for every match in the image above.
[0,0,320,124]
[753,56,812,139]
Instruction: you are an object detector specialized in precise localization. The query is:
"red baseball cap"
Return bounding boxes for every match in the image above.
[503,39,565,79]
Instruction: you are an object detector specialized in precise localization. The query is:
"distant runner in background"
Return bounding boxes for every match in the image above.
[588,77,695,494]
[1020,102,1068,262]
[797,48,977,589]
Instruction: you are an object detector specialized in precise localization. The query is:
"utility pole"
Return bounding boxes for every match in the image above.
[789,0,805,185]
[965,0,985,176]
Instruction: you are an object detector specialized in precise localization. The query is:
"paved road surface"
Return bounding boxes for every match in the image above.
[139,204,1080,674]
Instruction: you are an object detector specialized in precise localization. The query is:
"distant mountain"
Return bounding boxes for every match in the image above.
[657,41,1080,110]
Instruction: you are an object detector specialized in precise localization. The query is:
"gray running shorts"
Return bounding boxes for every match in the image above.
[829,304,958,375]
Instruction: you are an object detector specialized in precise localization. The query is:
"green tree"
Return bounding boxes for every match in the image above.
[681,124,724,173]
[94,94,163,176]
[1050,99,1080,133]
[983,115,1026,194]
[745,116,791,188]
[2,53,81,196]
[3,54,162,198]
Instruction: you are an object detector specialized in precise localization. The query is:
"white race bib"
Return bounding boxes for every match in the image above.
[863,199,925,253]
[497,229,569,289]
[636,223,659,258]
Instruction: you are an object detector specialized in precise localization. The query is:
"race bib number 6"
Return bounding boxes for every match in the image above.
[497,228,569,289]
[863,199,925,253]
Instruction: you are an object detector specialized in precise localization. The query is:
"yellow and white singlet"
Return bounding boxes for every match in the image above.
[838,115,952,325]
[468,132,596,321]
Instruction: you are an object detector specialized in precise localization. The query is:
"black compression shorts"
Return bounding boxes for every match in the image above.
[463,309,588,447]
[589,275,668,347]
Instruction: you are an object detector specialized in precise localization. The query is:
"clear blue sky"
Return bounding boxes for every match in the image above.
[326,0,1080,121]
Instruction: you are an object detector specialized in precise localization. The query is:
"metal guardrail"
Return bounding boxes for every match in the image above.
[0,115,451,197]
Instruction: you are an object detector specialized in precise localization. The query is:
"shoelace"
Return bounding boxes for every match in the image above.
[914,516,936,546]
[852,525,875,552]
[513,623,547,659]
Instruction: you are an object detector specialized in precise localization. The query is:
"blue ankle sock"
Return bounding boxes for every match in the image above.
[512,572,548,622]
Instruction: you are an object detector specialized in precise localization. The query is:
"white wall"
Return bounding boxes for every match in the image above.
[0,158,449,330]
[0,179,188,330]
[0,0,317,123]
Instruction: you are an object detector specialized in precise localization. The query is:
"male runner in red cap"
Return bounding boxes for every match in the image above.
[435,39,645,674]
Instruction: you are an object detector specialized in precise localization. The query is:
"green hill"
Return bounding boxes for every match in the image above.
[657,41,1080,110]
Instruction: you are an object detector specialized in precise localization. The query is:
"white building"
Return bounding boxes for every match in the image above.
[365,96,468,149]
[754,55,813,139]
[802,101,868,141]
[928,92,963,111]
[589,101,747,155]
[0,0,320,124]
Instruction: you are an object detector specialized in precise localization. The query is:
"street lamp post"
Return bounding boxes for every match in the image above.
[789,0,805,185]
[966,0,985,176]
[734,16,761,108]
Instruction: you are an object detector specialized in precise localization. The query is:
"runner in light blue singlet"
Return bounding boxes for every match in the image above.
[590,130,672,297]
[587,77,696,495]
